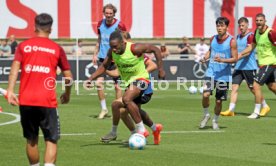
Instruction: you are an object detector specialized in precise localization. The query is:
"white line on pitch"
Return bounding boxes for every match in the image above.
[162,130,224,134]
[0,112,20,126]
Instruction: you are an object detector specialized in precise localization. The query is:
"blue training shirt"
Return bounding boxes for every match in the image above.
[205,35,233,82]
[234,32,258,70]
[98,19,120,59]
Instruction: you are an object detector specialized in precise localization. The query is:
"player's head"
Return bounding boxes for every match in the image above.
[103,3,117,23]
[35,13,53,34]
[238,17,249,34]
[110,30,125,55]
[255,13,266,30]
[216,17,229,36]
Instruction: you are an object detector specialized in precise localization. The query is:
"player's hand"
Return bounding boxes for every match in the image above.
[237,53,242,60]
[60,92,70,104]
[158,69,166,80]
[6,91,19,106]
[214,56,221,62]
[92,55,98,65]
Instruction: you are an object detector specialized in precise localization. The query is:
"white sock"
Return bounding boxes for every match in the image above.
[136,121,145,133]
[150,124,156,131]
[213,114,219,122]
[111,125,117,135]
[229,103,236,112]
[262,100,268,108]
[254,104,261,115]
[44,164,55,166]
[100,99,107,110]
[203,107,210,116]
[31,163,40,166]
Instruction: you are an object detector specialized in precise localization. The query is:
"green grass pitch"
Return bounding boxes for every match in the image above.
[0,82,275,166]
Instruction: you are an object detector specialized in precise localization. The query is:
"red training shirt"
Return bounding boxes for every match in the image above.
[14,37,70,108]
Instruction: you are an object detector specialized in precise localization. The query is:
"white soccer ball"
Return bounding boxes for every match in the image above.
[129,133,146,150]
[188,86,197,94]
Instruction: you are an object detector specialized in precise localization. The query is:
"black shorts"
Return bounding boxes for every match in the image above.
[126,79,150,104]
[232,70,256,88]
[98,58,120,83]
[203,77,229,101]
[134,93,152,105]
[20,106,60,143]
[254,66,276,85]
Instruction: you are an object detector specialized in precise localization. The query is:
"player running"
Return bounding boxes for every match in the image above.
[87,30,165,137]
[239,13,276,119]
[220,17,270,117]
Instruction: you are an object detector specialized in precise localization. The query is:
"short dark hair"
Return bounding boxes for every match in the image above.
[238,17,249,24]
[35,13,53,33]
[216,17,229,26]
[110,30,123,42]
[256,13,266,19]
[103,3,117,14]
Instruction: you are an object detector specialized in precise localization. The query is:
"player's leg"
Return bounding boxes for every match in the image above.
[139,108,163,144]
[199,78,212,129]
[114,83,122,99]
[41,108,60,165]
[44,141,57,165]
[212,81,228,130]
[120,108,136,133]
[221,70,242,116]
[267,82,276,94]
[26,138,40,165]
[20,106,40,165]
[248,66,273,119]
[245,70,271,116]
[96,76,108,119]
[101,98,124,142]
[122,81,146,134]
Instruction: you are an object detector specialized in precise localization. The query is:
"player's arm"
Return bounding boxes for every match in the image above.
[268,29,276,46]
[7,61,20,106]
[145,59,157,73]
[238,33,256,59]
[93,36,100,64]
[215,39,238,63]
[105,69,119,77]
[239,31,257,59]
[58,47,73,104]
[200,49,211,63]
[89,49,113,81]
[60,70,73,104]
[132,44,165,79]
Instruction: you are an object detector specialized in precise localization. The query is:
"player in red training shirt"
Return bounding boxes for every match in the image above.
[7,13,73,166]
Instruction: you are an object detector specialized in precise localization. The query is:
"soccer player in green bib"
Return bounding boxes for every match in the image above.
[239,13,276,119]
[88,30,165,136]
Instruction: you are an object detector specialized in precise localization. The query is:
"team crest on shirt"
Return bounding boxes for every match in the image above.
[170,66,178,75]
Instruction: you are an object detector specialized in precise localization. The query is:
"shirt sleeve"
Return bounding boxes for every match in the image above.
[58,47,71,71]
[118,22,127,31]
[268,29,276,46]
[14,43,22,62]
[247,33,254,45]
